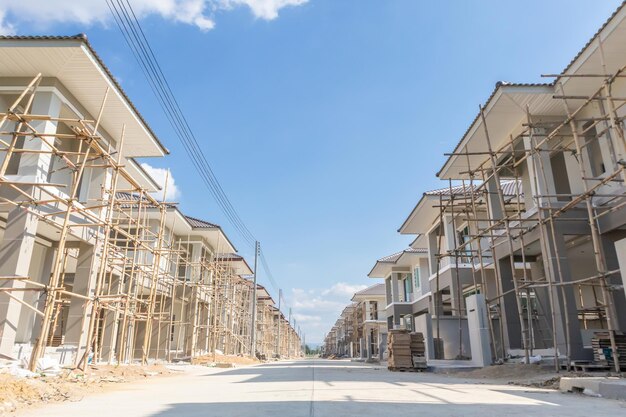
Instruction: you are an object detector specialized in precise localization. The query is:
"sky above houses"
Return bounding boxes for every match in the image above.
[0,0,622,343]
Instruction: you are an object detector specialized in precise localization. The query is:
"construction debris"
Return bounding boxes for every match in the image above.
[0,364,172,414]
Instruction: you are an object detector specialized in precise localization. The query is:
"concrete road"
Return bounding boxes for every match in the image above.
[20,359,626,417]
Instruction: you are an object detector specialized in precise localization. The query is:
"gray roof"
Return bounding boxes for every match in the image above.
[215,253,244,261]
[353,283,385,298]
[185,216,219,229]
[424,179,521,197]
[559,1,626,78]
[0,34,169,156]
[114,191,164,208]
[435,83,551,178]
[437,1,626,179]
[377,248,427,263]
[115,192,223,230]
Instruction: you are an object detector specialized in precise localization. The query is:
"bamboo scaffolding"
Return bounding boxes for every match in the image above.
[432,61,626,372]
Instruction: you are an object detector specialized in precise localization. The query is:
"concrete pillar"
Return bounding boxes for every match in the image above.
[466,294,492,367]
[390,274,398,303]
[607,236,626,331]
[15,244,53,344]
[443,214,456,262]
[542,231,586,359]
[0,91,61,359]
[99,274,121,363]
[498,257,521,351]
[65,242,102,364]
[379,332,387,360]
[385,277,392,305]
[187,244,202,356]
[485,175,504,220]
[17,92,61,183]
[528,261,554,350]
[523,134,557,209]
[449,273,463,317]
[427,231,438,276]
[0,208,40,357]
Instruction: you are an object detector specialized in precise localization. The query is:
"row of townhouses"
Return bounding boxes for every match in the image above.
[0,35,301,371]
[324,3,626,372]
[322,284,388,360]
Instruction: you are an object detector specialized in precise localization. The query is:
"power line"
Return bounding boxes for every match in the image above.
[106,0,294,317]
[107,0,256,248]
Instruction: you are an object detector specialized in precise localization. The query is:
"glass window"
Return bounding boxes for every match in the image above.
[457,225,472,263]
[403,315,413,331]
[413,266,420,291]
[403,275,412,301]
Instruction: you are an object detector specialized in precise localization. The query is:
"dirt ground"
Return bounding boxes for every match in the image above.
[0,354,261,415]
[0,364,172,415]
[437,363,607,389]
[191,353,260,366]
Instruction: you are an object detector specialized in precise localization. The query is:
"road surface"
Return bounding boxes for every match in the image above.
[20,359,626,416]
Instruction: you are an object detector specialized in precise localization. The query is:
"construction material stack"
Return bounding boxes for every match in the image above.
[387,330,426,371]
[410,332,427,369]
[591,332,626,370]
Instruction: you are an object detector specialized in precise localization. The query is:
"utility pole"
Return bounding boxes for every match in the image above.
[250,241,259,358]
[292,318,296,356]
[276,288,282,357]
[287,307,292,358]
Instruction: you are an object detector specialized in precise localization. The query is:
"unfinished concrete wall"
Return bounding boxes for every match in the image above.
[431,316,470,360]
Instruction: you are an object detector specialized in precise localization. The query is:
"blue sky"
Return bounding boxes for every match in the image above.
[1,0,622,343]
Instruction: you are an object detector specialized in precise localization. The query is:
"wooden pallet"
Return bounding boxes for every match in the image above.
[571,363,611,372]
[388,366,427,372]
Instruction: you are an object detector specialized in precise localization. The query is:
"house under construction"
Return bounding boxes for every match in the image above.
[0,35,301,371]
[327,3,626,373]
[398,4,626,371]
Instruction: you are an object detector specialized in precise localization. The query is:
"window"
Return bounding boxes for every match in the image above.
[403,315,413,331]
[413,266,421,292]
[402,273,412,302]
[457,225,472,263]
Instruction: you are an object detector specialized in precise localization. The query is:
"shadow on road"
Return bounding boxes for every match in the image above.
[145,398,569,417]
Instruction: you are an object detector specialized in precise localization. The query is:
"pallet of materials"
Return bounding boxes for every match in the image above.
[591,332,626,369]
[387,330,427,371]
[410,332,426,369]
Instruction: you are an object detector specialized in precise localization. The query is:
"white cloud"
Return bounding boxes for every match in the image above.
[289,281,369,343]
[140,163,181,201]
[221,0,308,20]
[321,282,367,298]
[290,288,344,311]
[0,10,15,35]
[292,313,321,324]
[0,0,307,33]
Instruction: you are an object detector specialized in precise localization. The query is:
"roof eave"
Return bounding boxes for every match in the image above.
[436,83,553,180]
